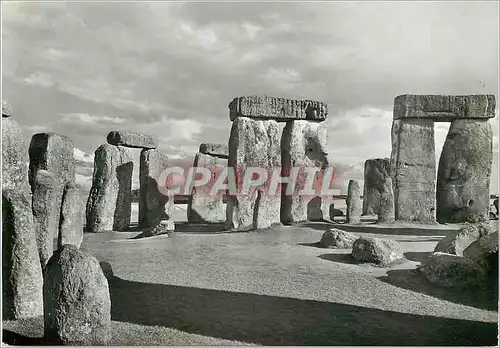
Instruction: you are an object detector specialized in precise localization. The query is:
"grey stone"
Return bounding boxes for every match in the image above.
[319,228,358,249]
[2,189,43,319]
[2,117,29,190]
[281,120,330,223]
[346,180,362,224]
[434,222,496,256]
[362,158,391,215]
[378,177,395,223]
[199,143,229,158]
[187,153,226,223]
[351,237,404,265]
[86,144,133,232]
[107,131,158,149]
[2,99,12,117]
[464,232,499,276]
[229,96,328,122]
[394,94,496,121]
[329,204,344,219]
[141,219,175,238]
[390,119,436,223]
[58,181,84,249]
[436,119,492,223]
[226,117,281,231]
[139,148,173,228]
[418,252,486,288]
[32,170,58,267]
[43,245,111,345]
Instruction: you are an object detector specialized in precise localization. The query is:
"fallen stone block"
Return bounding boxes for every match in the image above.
[434,222,496,256]
[107,131,158,149]
[319,228,358,249]
[351,237,404,266]
[141,219,175,238]
[464,232,499,276]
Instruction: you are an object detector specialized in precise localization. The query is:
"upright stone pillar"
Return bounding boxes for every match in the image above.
[378,177,395,223]
[346,180,362,224]
[362,158,391,215]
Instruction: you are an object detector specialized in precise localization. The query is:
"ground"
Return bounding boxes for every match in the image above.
[2,217,498,346]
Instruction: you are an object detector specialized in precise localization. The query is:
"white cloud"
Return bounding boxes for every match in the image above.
[74,148,95,163]
[59,113,126,125]
[24,72,54,87]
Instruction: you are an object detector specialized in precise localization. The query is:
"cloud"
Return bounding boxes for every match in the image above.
[24,72,54,88]
[59,113,126,125]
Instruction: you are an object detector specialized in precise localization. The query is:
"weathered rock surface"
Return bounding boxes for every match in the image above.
[86,144,133,232]
[32,170,58,267]
[281,120,330,223]
[319,228,358,249]
[464,232,499,275]
[187,153,226,223]
[329,205,344,219]
[107,131,158,149]
[199,143,229,158]
[436,119,492,223]
[139,148,172,228]
[362,158,391,215]
[58,181,84,249]
[226,117,281,231]
[2,189,43,319]
[2,99,13,117]
[141,219,175,238]
[378,177,395,223]
[418,252,486,288]
[434,222,496,256]
[390,119,436,223]
[229,96,328,122]
[346,180,362,224]
[43,245,111,345]
[351,237,404,265]
[394,94,496,121]
[2,117,29,190]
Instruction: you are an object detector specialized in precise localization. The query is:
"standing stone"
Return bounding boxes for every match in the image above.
[199,143,229,158]
[362,158,391,215]
[346,180,362,224]
[43,245,111,345]
[107,131,158,149]
[86,144,133,232]
[2,189,43,319]
[281,120,330,223]
[187,153,226,223]
[390,118,436,223]
[32,170,58,267]
[226,117,281,231]
[378,177,395,223]
[2,117,28,190]
[139,148,172,228]
[58,181,84,249]
[2,99,13,117]
[436,119,493,223]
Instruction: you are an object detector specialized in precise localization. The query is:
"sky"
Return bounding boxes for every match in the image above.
[2,1,499,193]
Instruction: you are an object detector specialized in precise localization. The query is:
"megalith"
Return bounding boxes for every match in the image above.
[107,131,158,149]
[281,120,330,223]
[436,119,493,223]
[378,177,395,223]
[2,109,29,190]
[2,189,43,320]
[199,143,229,158]
[346,180,362,224]
[58,181,84,249]
[362,158,391,215]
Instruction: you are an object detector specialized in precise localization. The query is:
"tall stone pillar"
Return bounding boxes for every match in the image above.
[362,158,391,215]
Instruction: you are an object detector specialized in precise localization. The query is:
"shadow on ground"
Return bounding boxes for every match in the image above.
[404,252,433,263]
[96,261,497,346]
[318,253,362,265]
[2,328,44,346]
[378,268,499,311]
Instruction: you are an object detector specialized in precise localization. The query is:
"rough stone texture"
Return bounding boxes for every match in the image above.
[58,181,84,249]
[378,177,395,223]
[329,204,344,219]
[139,148,172,228]
[86,144,133,232]
[362,158,391,215]
[418,252,486,288]
[199,143,229,158]
[32,170,58,267]
[226,117,281,231]
[319,228,358,249]
[436,119,493,223]
[2,189,43,320]
[229,96,328,122]
[141,219,175,238]
[434,222,496,256]
[2,117,29,190]
[187,153,226,223]
[390,119,436,223]
[346,180,362,224]
[351,237,404,265]
[394,94,496,121]
[464,232,499,276]
[281,120,330,224]
[2,99,13,117]
[43,245,111,345]
[107,131,158,149]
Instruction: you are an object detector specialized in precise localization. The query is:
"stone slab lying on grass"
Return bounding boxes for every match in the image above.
[107,131,158,149]
[463,232,498,275]
[141,219,175,238]
[434,222,496,256]
[418,252,487,288]
[319,228,358,249]
[351,237,404,266]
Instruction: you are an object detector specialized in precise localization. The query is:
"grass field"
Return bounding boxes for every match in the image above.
[2,219,498,346]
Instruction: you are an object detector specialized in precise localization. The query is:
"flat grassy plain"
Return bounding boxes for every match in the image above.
[2,218,498,346]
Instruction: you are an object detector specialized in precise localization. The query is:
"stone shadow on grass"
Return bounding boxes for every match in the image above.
[404,252,433,263]
[318,253,362,265]
[99,261,497,346]
[1,329,44,346]
[378,268,498,311]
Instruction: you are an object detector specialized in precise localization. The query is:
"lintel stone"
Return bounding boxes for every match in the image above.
[107,131,158,149]
[199,143,228,158]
